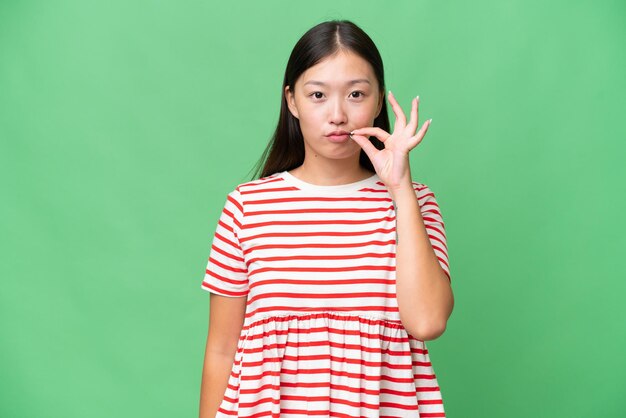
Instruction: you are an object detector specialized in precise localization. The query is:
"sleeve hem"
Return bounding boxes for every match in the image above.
[200,282,248,298]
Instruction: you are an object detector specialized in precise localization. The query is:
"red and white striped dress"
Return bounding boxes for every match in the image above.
[201,170,451,418]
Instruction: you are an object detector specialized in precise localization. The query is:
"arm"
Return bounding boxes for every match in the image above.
[199,293,247,418]
[348,92,453,341]
[390,179,454,341]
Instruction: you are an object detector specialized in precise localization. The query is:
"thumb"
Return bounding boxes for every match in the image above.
[350,132,378,163]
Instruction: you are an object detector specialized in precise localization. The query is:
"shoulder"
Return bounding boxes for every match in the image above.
[236,172,283,191]
[234,172,284,194]
[226,172,285,203]
[410,180,436,200]
[409,181,445,216]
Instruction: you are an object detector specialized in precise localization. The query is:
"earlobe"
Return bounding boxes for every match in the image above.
[285,86,299,119]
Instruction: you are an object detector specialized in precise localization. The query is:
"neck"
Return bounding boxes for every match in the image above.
[289,159,373,186]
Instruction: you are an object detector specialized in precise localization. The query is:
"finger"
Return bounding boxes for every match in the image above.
[349,133,379,163]
[407,118,431,150]
[388,91,406,131]
[406,96,419,134]
[350,127,391,143]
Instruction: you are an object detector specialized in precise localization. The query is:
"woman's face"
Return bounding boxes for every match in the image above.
[285,50,384,162]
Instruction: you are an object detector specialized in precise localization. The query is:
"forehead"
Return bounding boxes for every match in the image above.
[298,50,376,88]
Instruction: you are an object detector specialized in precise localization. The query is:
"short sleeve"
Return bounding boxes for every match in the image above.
[200,187,249,297]
[416,184,452,283]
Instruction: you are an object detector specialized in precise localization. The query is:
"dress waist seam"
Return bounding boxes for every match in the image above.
[241,311,404,331]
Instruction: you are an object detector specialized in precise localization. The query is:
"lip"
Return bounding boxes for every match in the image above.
[326,130,351,143]
[326,130,350,136]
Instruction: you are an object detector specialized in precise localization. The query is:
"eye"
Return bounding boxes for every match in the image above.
[309,92,324,100]
[350,91,366,99]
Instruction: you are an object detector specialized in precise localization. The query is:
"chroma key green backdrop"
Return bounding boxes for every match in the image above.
[1,0,624,417]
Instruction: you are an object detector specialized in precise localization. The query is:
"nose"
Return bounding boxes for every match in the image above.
[329,96,347,125]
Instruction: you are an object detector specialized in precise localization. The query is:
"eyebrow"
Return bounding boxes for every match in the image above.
[304,79,371,87]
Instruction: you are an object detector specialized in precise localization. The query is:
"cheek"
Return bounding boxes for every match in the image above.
[299,107,324,127]
[352,104,378,124]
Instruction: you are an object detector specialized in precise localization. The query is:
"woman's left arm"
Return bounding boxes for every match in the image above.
[389,180,454,341]
[349,91,454,341]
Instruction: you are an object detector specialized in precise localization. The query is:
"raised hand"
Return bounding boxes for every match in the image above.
[349,91,432,192]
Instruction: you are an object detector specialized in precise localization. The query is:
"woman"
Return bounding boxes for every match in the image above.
[199,19,453,418]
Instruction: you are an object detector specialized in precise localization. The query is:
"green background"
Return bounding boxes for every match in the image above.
[2,0,624,417]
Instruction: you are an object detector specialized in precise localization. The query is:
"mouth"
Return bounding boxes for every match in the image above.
[326,130,351,142]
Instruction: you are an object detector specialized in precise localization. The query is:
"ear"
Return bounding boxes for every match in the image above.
[285,85,299,119]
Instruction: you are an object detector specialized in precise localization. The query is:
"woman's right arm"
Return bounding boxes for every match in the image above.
[199,293,247,418]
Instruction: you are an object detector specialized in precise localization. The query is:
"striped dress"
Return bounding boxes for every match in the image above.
[201,170,451,418]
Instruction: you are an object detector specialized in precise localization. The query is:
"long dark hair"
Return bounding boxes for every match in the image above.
[247,20,390,181]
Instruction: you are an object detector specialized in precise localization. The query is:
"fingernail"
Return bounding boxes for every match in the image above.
[416,95,419,101]
[429,118,433,124]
